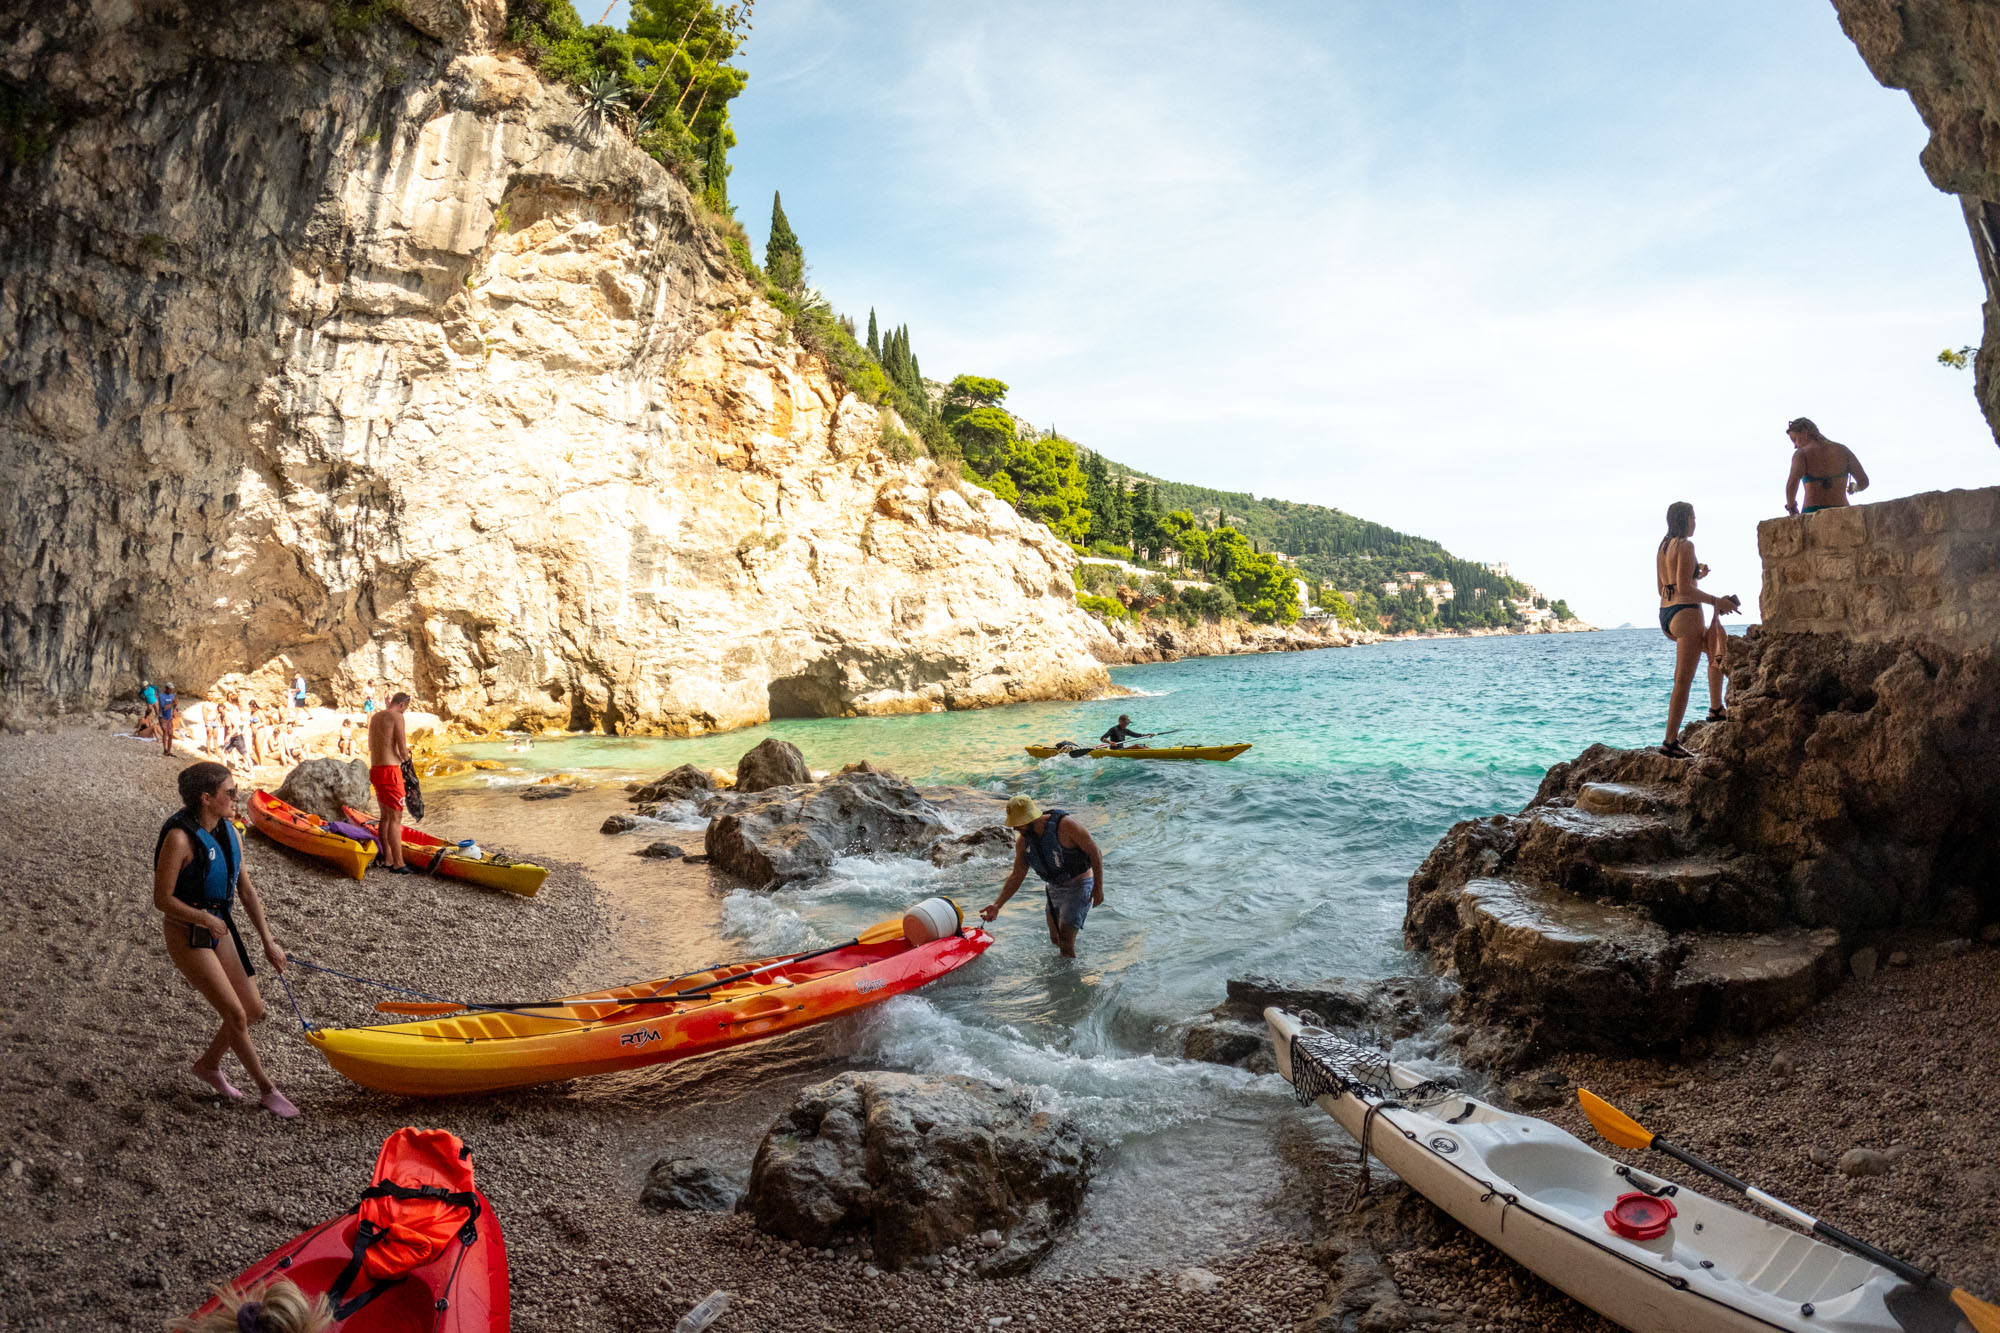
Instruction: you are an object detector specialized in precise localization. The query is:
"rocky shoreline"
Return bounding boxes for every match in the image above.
[7,719,1994,1330]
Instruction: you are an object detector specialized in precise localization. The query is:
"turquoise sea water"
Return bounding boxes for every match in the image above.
[441,630,1689,1268]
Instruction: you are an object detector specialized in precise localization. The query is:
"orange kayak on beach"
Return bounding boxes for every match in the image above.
[247,789,375,880]
[341,805,549,897]
[307,905,991,1096]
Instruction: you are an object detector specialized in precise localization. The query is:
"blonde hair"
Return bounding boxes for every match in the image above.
[167,1279,332,1333]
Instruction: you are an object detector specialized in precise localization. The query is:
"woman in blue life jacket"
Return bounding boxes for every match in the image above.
[153,762,299,1118]
[979,796,1105,958]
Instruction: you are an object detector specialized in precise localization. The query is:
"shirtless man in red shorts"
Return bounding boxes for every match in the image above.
[367,692,414,874]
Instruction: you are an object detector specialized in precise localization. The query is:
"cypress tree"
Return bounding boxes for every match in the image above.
[765,191,804,290]
[866,308,879,360]
[702,128,729,213]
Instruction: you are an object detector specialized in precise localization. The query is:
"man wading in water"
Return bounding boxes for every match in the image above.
[980,797,1105,958]
[368,692,414,874]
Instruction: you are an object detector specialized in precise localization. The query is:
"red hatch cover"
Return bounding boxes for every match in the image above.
[1604,1191,1678,1241]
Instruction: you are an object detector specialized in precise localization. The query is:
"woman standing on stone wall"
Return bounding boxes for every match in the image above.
[1657,501,1740,758]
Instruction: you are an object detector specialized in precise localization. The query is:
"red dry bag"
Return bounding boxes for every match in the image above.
[331,1128,482,1317]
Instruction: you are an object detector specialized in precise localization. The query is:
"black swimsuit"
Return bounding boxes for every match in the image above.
[1659,604,1699,637]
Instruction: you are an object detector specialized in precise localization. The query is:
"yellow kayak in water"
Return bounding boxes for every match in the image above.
[1024,743,1251,762]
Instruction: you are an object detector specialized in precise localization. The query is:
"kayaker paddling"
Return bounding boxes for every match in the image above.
[1098,713,1153,749]
[368,692,413,875]
[153,761,298,1119]
[980,797,1104,958]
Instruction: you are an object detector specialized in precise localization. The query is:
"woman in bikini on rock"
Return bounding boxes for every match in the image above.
[1657,501,1741,758]
[1784,417,1868,516]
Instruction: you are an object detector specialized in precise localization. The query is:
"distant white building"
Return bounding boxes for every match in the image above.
[1486,562,1511,578]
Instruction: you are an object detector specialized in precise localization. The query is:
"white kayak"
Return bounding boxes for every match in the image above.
[1266,1008,1975,1333]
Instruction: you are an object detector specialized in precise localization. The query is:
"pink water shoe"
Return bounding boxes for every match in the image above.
[260,1089,300,1119]
[192,1064,243,1100]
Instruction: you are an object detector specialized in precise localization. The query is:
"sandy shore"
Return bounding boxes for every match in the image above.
[1,723,1989,1332]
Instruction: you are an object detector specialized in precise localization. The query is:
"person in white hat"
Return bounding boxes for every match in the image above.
[980,796,1104,958]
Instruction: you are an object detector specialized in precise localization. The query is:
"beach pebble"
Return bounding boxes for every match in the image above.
[521,785,575,801]
[1808,1145,1835,1167]
[1849,947,1877,981]
[1888,950,1910,968]
[600,813,640,834]
[1839,1149,1893,1177]
[638,842,687,859]
[1176,1267,1222,1294]
[979,1229,1004,1249]
[1770,1052,1797,1078]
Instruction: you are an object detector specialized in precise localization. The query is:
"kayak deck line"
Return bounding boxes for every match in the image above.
[1266,1010,1951,1333]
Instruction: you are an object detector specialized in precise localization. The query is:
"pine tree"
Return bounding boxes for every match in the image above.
[866,308,879,360]
[765,191,804,291]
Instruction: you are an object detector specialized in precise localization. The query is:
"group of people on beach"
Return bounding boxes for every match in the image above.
[1654,418,1868,757]
[133,675,394,774]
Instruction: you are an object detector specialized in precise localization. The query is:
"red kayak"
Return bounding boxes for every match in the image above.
[187,1129,507,1331]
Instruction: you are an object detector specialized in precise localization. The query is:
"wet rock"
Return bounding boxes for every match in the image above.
[1181,1017,1275,1073]
[638,842,686,860]
[273,757,371,823]
[1500,1069,1569,1110]
[927,825,1014,867]
[600,813,640,834]
[744,1071,1091,1276]
[1850,947,1878,981]
[630,764,716,804]
[639,1157,740,1213]
[734,738,811,794]
[520,785,574,801]
[1217,975,1457,1041]
[706,771,953,889]
[1839,1148,1893,1177]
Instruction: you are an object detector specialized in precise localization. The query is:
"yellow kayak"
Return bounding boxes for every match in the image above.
[1025,743,1252,762]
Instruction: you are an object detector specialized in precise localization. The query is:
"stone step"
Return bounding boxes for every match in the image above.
[1673,928,1842,1037]
[1514,805,1683,891]
[1452,877,1685,1051]
[1448,878,1845,1056]
[1595,857,1785,933]
[1575,782,1679,817]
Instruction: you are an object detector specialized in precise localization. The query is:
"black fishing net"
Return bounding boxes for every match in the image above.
[1287,1028,1458,1109]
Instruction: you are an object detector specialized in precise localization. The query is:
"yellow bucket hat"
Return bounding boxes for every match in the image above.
[1005,796,1042,828]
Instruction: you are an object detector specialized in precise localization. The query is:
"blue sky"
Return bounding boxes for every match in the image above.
[609,0,1999,624]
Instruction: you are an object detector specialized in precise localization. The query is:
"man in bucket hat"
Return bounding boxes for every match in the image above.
[980,796,1105,958]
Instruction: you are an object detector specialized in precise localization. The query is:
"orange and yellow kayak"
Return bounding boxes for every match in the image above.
[248,789,376,880]
[307,913,992,1096]
[341,805,548,897]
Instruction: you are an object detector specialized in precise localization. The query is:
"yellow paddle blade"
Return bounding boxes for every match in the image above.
[1577,1088,1656,1151]
[858,915,909,944]
[1955,1289,2000,1333]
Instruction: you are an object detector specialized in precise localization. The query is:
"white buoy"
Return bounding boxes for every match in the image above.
[902,896,963,945]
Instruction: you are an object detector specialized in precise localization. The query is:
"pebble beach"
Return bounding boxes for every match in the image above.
[1,721,1993,1331]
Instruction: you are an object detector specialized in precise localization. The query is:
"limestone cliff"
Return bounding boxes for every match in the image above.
[1404,488,1999,1063]
[1834,0,2000,446]
[0,0,1109,732]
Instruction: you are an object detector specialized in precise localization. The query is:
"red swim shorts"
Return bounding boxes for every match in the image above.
[369,763,406,813]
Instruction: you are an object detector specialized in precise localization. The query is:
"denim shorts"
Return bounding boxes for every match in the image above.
[1044,876,1094,932]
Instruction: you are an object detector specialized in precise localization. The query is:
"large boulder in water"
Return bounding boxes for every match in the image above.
[705,770,953,889]
[629,763,716,804]
[733,737,810,793]
[274,757,371,822]
[745,1071,1092,1276]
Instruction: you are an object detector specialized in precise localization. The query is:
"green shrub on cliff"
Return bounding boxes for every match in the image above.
[1077,594,1130,622]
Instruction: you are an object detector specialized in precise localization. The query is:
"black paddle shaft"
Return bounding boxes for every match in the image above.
[1657,1139,1933,1288]
[430,936,867,1013]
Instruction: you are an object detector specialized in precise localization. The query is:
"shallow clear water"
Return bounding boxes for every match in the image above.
[444,629,1691,1269]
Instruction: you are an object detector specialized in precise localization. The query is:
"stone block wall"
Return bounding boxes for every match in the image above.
[1757,486,2000,651]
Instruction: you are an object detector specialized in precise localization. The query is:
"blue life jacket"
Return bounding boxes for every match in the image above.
[156,812,239,909]
[1021,810,1091,886]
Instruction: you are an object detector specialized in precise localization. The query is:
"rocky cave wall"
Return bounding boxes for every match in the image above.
[0,0,1110,732]
[1833,0,2000,446]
